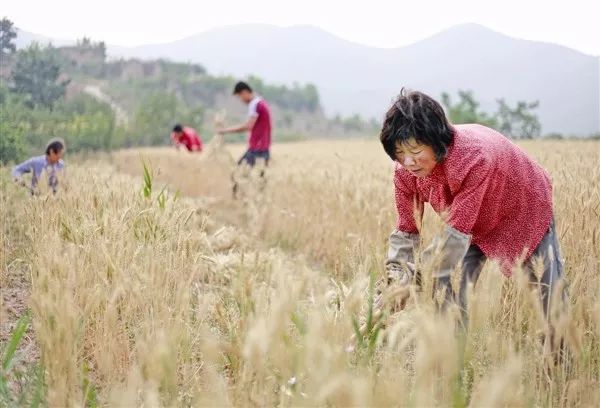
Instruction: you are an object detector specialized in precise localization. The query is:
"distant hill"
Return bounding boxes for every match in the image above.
[14,28,72,48]
[16,24,600,135]
[107,23,599,135]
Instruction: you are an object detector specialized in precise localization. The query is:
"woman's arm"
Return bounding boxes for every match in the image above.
[386,168,422,279]
[386,230,420,282]
[421,155,493,278]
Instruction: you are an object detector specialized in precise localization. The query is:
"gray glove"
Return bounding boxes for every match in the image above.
[374,230,420,311]
[421,225,471,278]
[385,230,420,284]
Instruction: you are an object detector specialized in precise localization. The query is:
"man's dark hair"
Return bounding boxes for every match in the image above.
[45,139,64,155]
[380,89,454,162]
[173,124,183,133]
[233,81,252,95]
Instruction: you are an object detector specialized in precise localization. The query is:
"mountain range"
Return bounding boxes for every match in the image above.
[16,24,600,135]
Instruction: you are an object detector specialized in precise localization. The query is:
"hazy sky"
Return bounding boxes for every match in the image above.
[4,0,599,55]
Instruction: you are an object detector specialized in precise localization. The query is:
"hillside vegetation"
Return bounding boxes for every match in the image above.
[1,34,378,164]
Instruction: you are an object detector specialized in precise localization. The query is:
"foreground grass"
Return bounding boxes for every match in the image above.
[1,139,599,406]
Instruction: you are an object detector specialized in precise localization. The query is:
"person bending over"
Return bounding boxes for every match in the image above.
[380,89,565,322]
[12,138,66,195]
[171,124,203,152]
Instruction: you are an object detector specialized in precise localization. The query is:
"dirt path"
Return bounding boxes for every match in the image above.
[83,85,129,127]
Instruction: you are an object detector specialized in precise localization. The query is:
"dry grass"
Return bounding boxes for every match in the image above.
[2,139,599,406]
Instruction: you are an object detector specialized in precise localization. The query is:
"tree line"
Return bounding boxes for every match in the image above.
[441,91,541,139]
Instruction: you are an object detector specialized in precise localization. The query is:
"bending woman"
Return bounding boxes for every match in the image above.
[380,89,565,319]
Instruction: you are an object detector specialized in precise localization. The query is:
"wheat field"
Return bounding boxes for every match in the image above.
[1,139,599,406]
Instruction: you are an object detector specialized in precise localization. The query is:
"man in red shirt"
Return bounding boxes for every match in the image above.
[218,81,272,166]
[171,124,203,152]
[378,89,565,322]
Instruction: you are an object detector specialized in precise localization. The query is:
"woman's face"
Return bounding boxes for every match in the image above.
[395,138,437,177]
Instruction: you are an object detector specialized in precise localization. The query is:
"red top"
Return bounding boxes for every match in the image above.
[171,127,203,151]
[248,97,272,151]
[394,124,553,275]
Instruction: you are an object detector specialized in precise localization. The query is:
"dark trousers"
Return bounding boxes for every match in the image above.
[237,149,270,167]
[436,219,566,321]
[232,150,270,198]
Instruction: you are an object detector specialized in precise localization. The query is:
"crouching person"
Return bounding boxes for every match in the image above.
[379,89,566,325]
[12,138,66,195]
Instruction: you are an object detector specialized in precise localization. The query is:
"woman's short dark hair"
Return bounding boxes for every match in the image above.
[380,89,454,162]
[173,124,183,133]
[45,138,65,155]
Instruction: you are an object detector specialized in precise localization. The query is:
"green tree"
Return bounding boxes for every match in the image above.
[133,92,177,145]
[2,87,120,154]
[11,98,116,153]
[302,84,320,112]
[77,36,92,47]
[10,43,70,109]
[0,85,26,164]
[495,99,541,139]
[0,17,17,58]
[343,114,364,132]
[441,91,497,128]
[133,92,203,146]
[55,94,117,150]
[76,37,107,62]
[246,75,321,112]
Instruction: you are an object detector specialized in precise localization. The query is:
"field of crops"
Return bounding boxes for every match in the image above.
[1,139,599,406]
